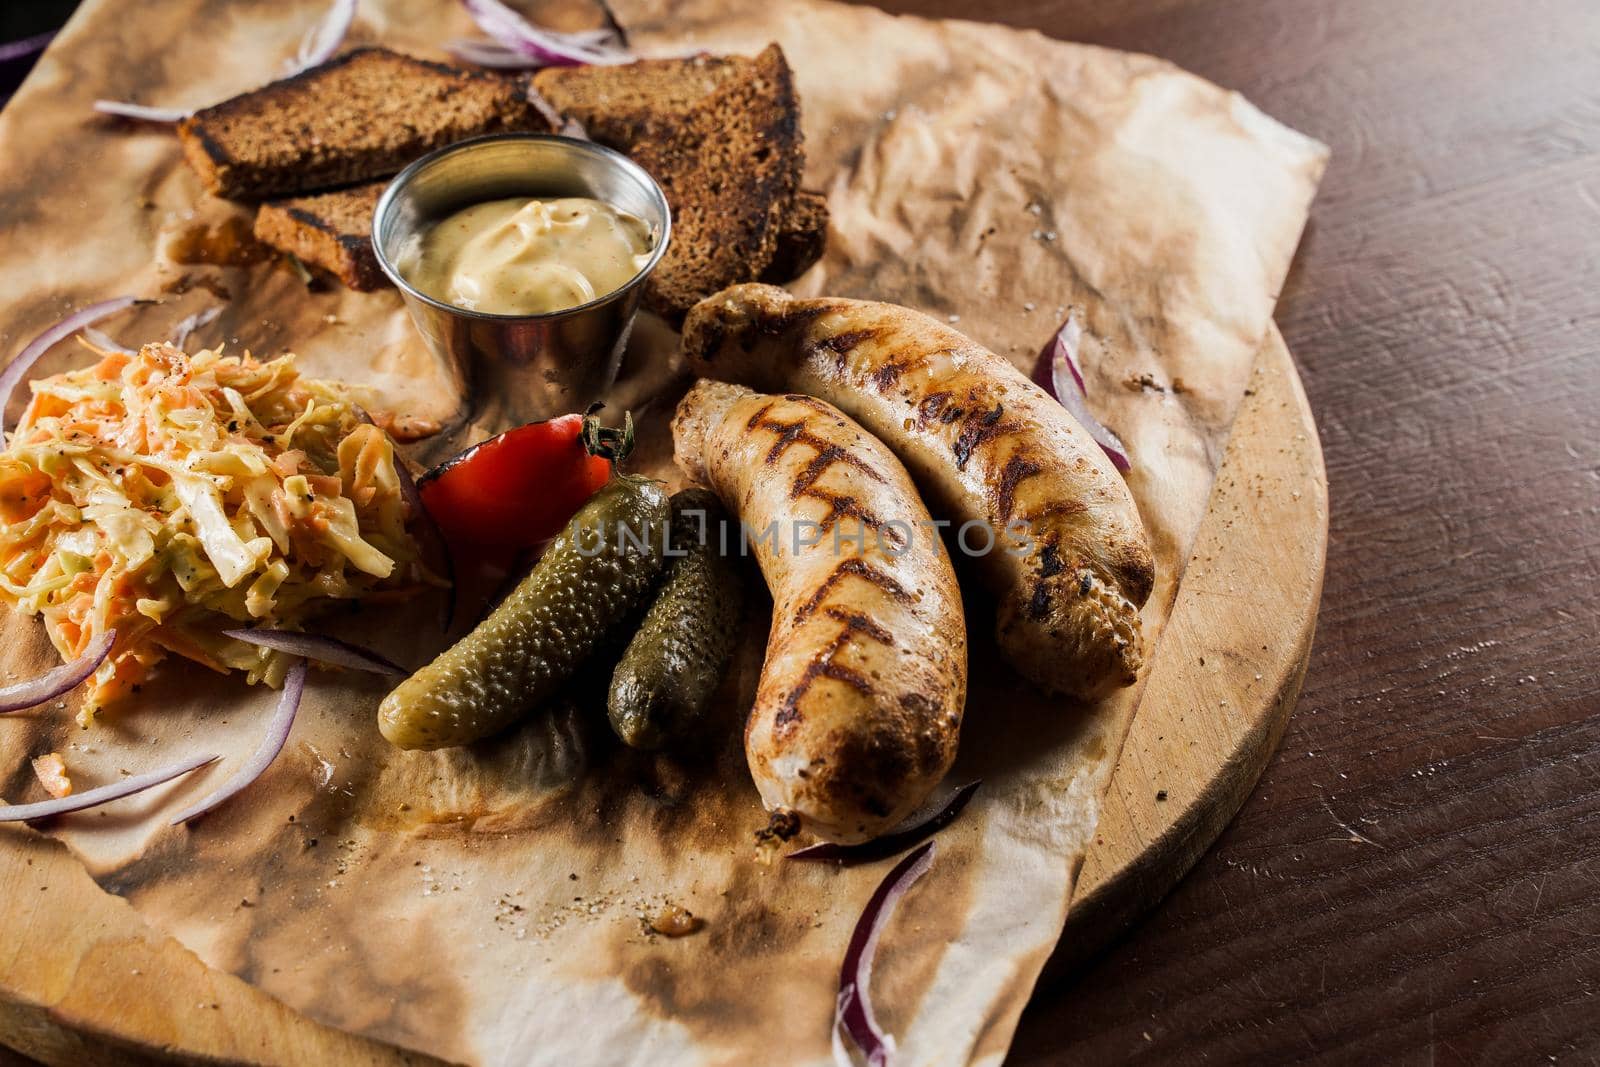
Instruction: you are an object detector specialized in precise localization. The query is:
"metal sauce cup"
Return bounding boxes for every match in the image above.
[372,134,671,429]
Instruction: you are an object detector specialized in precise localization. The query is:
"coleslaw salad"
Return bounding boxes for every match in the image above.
[0,339,430,722]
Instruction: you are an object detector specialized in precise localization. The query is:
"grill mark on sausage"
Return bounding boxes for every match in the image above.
[781,393,843,417]
[822,605,895,645]
[868,352,928,391]
[752,415,876,480]
[745,400,779,431]
[794,557,912,620]
[917,391,953,424]
[745,403,897,541]
[792,443,876,496]
[772,303,828,336]
[952,403,1020,471]
[809,489,898,543]
[695,318,726,361]
[805,328,882,372]
[996,454,1045,523]
[775,601,897,730]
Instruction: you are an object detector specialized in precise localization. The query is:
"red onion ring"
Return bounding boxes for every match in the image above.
[447,33,619,73]
[835,841,936,1066]
[789,781,979,866]
[79,326,128,353]
[0,630,117,714]
[170,659,307,825]
[1033,314,1132,472]
[286,0,358,76]
[524,81,590,139]
[446,37,544,68]
[462,0,630,67]
[222,629,405,677]
[2,296,141,437]
[92,100,189,123]
[170,305,221,350]
[1,751,219,824]
[0,30,55,65]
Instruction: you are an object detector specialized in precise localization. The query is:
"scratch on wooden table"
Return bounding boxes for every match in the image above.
[1320,796,1384,848]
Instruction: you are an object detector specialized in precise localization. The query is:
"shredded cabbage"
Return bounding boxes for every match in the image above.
[0,342,432,722]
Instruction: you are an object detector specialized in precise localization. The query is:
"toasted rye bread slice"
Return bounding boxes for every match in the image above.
[254,183,387,291]
[531,53,742,152]
[536,48,823,294]
[763,189,829,283]
[629,45,804,321]
[178,48,550,201]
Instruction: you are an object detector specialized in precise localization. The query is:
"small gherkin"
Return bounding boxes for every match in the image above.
[608,487,745,750]
[379,476,669,750]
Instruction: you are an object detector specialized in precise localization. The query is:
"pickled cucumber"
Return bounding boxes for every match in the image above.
[608,488,744,750]
[379,477,669,750]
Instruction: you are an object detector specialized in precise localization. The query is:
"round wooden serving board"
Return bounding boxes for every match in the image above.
[0,325,1325,1065]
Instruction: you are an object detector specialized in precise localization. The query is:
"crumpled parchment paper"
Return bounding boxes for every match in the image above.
[0,0,1325,1063]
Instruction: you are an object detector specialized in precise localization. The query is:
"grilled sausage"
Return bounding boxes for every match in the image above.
[672,380,967,842]
[681,284,1153,702]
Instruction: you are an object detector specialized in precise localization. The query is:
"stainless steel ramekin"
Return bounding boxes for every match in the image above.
[372,134,671,429]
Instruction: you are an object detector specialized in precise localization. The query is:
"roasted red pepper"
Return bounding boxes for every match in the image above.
[417,407,632,551]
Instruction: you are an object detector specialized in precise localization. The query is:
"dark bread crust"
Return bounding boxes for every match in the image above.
[763,189,829,282]
[253,182,387,291]
[630,44,804,321]
[532,53,743,151]
[178,48,551,201]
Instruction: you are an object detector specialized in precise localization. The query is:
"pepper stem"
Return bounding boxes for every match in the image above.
[579,402,636,467]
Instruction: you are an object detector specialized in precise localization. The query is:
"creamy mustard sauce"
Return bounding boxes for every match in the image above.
[398,197,653,315]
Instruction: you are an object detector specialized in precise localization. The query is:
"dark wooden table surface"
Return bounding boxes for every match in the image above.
[3,0,1596,1064]
[868,0,1600,1061]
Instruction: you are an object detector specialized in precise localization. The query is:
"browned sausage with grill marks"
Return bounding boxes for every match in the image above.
[681,284,1153,702]
[672,379,967,842]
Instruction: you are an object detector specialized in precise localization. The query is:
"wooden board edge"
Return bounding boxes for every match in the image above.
[1051,322,1328,973]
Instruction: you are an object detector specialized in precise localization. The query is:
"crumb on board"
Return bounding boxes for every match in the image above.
[647,904,705,939]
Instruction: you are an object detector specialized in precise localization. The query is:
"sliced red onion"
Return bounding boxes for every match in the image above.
[462,0,631,67]
[1033,314,1131,472]
[170,305,221,350]
[790,781,979,866]
[448,32,618,72]
[2,32,53,107]
[523,82,589,139]
[0,630,117,713]
[835,841,936,1067]
[0,30,55,65]
[286,0,357,76]
[79,325,129,352]
[170,659,307,825]
[446,37,543,68]
[92,100,189,123]
[2,296,140,437]
[223,629,404,677]
[1,751,219,824]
